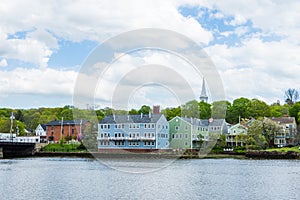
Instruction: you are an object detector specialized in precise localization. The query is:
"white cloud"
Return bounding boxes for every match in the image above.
[0,68,77,95]
[0,58,8,67]
[206,37,300,103]
[208,0,300,42]
[0,0,213,68]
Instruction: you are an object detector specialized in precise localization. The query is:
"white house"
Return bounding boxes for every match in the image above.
[35,124,47,142]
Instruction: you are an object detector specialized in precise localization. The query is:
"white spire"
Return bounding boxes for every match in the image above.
[199,78,208,103]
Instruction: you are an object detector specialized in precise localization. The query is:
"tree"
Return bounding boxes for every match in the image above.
[161,106,181,121]
[128,109,138,115]
[247,120,267,149]
[82,122,98,151]
[0,118,26,136]
[227,97,251,123]
[211,100,230,119]
[262,118,280,147]
[60,109,73,120]
[248,99,271,118]
[285,88,299,105]
[289,102,300,124]
[138,105,151,114]
[199,101,211,119]
[15,110,25,122]
[181,100,199,118]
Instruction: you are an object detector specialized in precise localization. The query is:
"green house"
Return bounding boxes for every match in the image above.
[169,116,227,150]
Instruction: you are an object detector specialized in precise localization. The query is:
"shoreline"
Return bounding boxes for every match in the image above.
[32,151,300,160]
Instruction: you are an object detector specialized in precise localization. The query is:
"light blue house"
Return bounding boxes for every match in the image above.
[98,113,169,150]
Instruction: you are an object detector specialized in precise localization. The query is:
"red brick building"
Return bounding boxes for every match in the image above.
[45,120,89,142]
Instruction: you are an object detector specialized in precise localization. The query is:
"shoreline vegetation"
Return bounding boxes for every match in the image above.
[35,143,300,160]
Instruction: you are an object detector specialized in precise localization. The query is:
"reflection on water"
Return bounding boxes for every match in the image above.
[0,157,300,200]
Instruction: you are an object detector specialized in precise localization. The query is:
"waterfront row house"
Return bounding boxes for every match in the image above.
[226,123,248,147]
[269,117,297,147]
[168,116,228,149]
[45,120,90,142]
[98,114,169,150]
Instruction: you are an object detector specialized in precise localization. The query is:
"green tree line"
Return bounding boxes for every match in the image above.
[1,96,300,135]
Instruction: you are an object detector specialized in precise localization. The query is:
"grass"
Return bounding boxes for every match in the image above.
[266,146,300,153]
[41,143,88,152]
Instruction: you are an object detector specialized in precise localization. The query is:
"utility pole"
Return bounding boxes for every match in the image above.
[10,112,15,142]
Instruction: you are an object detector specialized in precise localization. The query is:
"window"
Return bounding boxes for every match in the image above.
[137,124,140,129]
[107,125,110,129]
[137,133,139,137]
[129,133,132,138]
[129,124,132,129]
[185,142,188,146]
[144,124,147,129]
[144,133,147,138]
[152,124,155,129]
[148,133,151,138]
[185,134,188,139]
[179,134,182,139]
[176,134,178,139]
[133,124,136,129]
[158,125,161,129]
[122,124,125,129]
[172,134,175,139]
[185,125,188,130]
[100,125,103,129]
[115,133,118,137]
[175,126,179,130]
[152,133,154,137]
[151,142,154,146]
[115,125,117,128]
[148,124,151,129]
[166,125,168,129]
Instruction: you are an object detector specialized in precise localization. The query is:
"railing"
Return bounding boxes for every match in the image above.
[97,137,156,141]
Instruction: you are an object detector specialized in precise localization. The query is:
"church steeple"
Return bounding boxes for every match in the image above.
[199,78,208,103]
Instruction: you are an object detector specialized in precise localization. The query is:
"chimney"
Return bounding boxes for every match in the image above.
[113,114,115,121]
[153,105,160,114]
[140,113,143,119]
[149,112,151,118]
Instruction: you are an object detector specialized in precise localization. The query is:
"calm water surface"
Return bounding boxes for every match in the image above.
[0,157,300,200]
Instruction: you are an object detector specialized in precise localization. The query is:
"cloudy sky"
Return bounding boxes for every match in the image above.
[0,0,299,109]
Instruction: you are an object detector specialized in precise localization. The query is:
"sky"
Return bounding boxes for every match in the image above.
[0,0,299,109]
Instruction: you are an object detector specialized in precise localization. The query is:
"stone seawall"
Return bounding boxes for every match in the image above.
[246,151,299,159]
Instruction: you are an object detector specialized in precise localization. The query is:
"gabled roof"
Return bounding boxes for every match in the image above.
[99,114,163,124]
[37,124,47,131]
[45,119,89,126]
[270,117,296,124]
[170,116,226,127]
[229,123,248,131]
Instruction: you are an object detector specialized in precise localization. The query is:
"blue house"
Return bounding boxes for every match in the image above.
[98,113,169,150]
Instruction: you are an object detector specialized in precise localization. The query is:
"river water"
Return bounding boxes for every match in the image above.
[0,157,300,200]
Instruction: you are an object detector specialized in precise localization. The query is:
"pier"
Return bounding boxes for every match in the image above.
[0,142,36,158]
